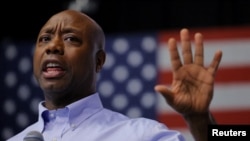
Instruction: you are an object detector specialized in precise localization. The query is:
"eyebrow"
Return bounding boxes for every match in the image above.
[39,27,82,35]
[61,27,82,35]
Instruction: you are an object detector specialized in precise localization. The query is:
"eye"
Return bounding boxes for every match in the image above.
[63,35,82,46]
[64,36,80,42]
[38,35,51,43]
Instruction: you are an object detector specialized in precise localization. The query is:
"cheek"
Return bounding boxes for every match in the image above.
[69,53,96,75]
[33,50,43,76]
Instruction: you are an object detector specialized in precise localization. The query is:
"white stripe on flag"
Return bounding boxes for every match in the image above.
[157,39,250,71]
[156,82,250,114]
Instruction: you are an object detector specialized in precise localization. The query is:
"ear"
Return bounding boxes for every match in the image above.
[96,50,106,72]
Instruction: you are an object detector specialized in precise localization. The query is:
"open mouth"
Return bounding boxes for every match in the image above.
[42,61,66,79]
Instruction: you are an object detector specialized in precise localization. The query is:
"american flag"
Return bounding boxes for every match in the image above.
[1,27,250,141]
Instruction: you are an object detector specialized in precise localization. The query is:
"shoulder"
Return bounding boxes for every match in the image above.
[129,118,185,140]
[92,108,185,140]
[6,122,40,141]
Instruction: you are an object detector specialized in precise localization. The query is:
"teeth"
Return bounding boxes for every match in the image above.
[46,62,60,67]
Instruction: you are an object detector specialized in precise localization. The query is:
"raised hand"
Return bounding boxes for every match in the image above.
[154,28,223,116]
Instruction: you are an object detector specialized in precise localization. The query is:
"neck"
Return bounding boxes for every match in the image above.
[43,91,95,110]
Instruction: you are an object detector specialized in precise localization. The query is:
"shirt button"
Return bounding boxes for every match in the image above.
[52,137,57,141]
[49,113,55,118]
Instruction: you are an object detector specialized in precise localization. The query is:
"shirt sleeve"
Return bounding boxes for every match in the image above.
[138,118,186,141]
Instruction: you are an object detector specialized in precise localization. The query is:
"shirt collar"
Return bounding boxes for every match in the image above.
[37,93,104,131]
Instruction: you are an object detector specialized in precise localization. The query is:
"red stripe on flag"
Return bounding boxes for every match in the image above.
[215,66,250,83]
[158,26,250,42]
[158,113,188,129]
[213,110,250,125]
[157,66,250,84]
[158,109,250,128]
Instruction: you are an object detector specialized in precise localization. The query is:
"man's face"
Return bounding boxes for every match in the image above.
[33,12,97,99]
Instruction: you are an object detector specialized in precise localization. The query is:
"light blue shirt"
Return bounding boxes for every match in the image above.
[7,93,185,141]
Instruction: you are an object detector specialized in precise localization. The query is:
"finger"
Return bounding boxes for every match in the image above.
[180,28,193,64]
[168,38,182,71]
[208,50,223,76]
[194,32,204,66]
[154,85,174,103]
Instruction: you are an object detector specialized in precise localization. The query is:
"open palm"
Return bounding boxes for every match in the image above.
[155,28,222,115]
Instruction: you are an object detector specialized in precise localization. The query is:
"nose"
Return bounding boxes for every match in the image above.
[45,39,64,55]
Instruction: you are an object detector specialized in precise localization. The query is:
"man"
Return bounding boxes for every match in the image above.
[7,9,222,141]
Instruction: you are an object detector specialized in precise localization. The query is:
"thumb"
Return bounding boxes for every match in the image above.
[154,85,175,104]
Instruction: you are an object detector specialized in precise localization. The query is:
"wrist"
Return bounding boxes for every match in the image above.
[183,111,216,125]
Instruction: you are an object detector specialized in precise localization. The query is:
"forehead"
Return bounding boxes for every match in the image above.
[41,11,93,32]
